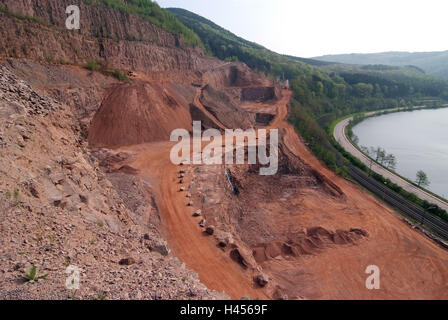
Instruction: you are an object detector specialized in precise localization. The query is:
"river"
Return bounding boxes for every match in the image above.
[352,108,448,200]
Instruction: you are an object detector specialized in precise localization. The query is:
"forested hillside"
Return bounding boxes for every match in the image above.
[168,8,448,118]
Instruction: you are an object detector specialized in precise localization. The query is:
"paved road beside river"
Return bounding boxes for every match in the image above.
[334,112,448,212]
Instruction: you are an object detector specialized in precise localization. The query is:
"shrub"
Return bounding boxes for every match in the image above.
[112,69,129,82]
[85,60,100,71]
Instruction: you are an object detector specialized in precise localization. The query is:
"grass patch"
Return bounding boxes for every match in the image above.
[83,60,129,82]
[84,59,101,72]
[112,69,129,82]
[91,292,107,300]
[22,266,48,283]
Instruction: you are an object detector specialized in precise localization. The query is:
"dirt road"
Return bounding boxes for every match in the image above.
[116,91,294,300]
[120,142,268,299]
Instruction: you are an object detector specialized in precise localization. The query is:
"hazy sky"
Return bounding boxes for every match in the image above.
[157,0,448,58]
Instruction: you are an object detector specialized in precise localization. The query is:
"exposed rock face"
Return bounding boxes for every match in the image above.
[0,0,221,78]
[2,0,181,46]
[241,87,279,102]
[203,63,271,88]
[200,85,256,130]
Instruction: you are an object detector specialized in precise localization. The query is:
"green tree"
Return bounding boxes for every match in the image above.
[373,147,386,163]
[415,170,430,187]
[384,154,397,170]
[353,83,374,98]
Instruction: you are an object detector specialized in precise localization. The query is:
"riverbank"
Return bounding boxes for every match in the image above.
[333,108,448,213]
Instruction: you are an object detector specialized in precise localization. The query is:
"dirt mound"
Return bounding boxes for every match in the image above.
[252,227,368,264]
[88,81,195,147]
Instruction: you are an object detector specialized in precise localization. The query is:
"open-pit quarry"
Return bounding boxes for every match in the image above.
[0,0,447,300]
[90,63,448,299]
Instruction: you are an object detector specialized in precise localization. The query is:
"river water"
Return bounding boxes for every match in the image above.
[352,108,448,199]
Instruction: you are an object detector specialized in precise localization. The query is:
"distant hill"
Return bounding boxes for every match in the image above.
[314,51,448,79]
[166,7,329,72]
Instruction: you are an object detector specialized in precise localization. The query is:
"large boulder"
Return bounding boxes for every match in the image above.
[254,273,269,287]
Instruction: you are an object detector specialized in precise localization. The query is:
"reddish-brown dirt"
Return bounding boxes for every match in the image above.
[88,81,196,147]
[109,85,448,300]
[119,142,269,299]
[261,90,448,299]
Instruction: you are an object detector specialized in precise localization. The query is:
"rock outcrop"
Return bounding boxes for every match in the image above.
[0,0,221,79]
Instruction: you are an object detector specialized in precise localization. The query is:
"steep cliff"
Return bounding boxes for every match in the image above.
[0,0,220,79]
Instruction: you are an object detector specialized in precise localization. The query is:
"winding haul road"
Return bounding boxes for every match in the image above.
[333,112,448,212]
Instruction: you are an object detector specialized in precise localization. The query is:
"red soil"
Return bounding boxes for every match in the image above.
[91,71,448,300]
[88,81,196,147]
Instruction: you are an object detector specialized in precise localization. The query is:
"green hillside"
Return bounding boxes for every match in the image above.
[314,51,448,79]
[83,0,204,47]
